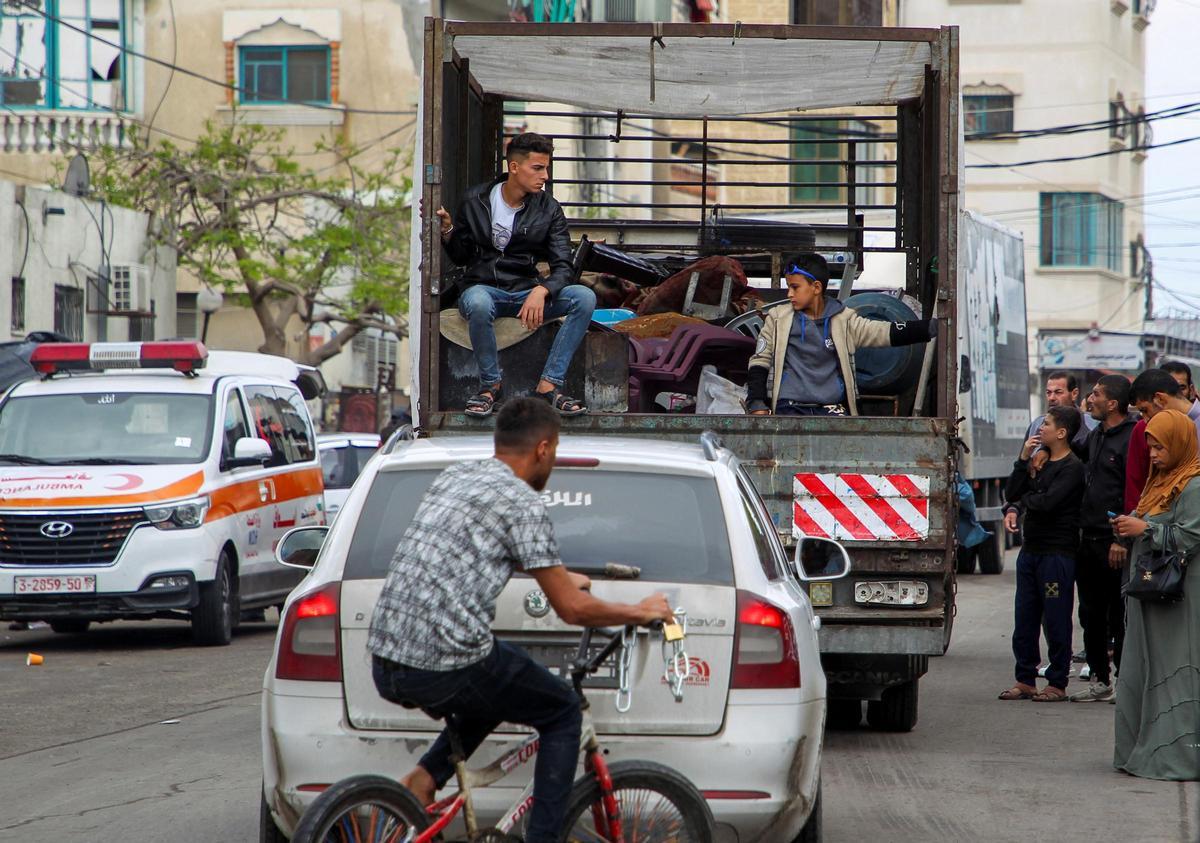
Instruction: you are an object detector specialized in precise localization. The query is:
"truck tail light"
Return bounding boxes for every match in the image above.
[275,582,342,682]
[732,590,801,689]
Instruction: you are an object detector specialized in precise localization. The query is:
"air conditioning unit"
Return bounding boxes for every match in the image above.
[591,0,671,22]
[110,264,151,313]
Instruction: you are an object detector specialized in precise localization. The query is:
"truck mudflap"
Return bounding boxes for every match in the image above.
[823,654,929,701]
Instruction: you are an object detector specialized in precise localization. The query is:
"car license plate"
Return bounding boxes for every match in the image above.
[520,641,620,689]
[14,575,97,595]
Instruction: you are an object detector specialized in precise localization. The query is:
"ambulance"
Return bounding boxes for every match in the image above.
[0,341,326,645]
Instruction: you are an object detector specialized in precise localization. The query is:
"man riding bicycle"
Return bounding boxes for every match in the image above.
[368,397,675,843]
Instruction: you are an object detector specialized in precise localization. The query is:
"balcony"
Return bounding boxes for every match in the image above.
[0,111,131,154]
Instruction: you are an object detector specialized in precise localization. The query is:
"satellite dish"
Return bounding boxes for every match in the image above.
[62,153,90,197]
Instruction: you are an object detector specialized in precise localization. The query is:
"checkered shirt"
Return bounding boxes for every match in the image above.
[367,458,561,670]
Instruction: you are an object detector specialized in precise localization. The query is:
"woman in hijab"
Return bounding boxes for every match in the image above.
[1111,408,1200,780]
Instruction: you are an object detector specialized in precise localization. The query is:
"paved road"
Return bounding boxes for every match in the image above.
[0,562,1196,842]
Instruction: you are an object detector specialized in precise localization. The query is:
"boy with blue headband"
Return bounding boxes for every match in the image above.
[746,252,935,416]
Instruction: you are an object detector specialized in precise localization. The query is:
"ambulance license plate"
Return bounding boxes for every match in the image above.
[14,575,96,594]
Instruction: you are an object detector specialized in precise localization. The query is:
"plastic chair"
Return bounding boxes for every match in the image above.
[629,324,754,412]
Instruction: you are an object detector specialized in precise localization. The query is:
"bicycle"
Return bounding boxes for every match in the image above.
[293,617,715,843]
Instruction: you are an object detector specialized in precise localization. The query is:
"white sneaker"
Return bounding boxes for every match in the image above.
[1069,680,1113,703]
[1079,664,1092,681]
[1037,663,1076,679]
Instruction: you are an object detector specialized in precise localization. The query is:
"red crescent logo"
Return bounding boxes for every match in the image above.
[105,473,145,491]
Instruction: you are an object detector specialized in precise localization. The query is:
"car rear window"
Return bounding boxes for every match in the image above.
[343,466,734,585]
[320,444,377,489]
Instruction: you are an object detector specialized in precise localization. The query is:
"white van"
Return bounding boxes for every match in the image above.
[0,341,326,645]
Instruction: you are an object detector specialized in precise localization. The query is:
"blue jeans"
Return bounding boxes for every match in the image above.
[1012,549,1076,690]
[372,640,583,843]
[457,284,597,388]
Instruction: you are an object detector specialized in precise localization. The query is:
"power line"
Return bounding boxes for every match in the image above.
[968,134,1200,169]
[968,100,1200,142]
[11,1,416,118]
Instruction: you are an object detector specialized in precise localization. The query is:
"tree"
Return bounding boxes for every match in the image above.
[85,121,411,365]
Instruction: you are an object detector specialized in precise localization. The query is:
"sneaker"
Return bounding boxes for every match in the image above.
[1037,663,1076,679]
[1079,664,1091,681]
[1071,649,1087,664]
[1069,680,1113,703]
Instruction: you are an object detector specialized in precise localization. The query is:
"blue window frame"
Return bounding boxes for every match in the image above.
[239,46,330,105]
[1039,192,1125,272]
[964,94,1014,136]
[0,0,127,110]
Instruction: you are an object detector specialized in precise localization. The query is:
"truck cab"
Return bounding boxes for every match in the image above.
[0,341,326,645]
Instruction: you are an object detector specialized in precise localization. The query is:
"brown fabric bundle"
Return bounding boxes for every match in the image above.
[611,312,708,339]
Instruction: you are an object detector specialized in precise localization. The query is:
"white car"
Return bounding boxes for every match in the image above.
[260,433,848,842]
[316,433,380,521]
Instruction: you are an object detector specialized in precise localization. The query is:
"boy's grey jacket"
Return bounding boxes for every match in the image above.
[747,303,933,415]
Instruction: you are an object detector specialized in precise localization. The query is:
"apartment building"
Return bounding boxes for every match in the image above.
[900,0,1151,378]
[0,2,420,424]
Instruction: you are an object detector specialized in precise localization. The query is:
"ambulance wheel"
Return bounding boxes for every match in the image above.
[192,553,235,646]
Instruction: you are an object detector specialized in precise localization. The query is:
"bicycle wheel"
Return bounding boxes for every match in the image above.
[558,760,715,843]
[291,775,429,843]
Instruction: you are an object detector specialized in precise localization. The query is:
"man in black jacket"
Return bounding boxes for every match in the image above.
[435,132,595,418]
[1069,375,1135,703]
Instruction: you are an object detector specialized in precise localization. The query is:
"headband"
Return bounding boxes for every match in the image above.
[786,265,821,284]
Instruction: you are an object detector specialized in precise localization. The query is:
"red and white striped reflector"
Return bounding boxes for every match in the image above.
[793,472,929,542]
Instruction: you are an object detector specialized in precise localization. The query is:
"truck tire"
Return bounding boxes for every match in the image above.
[825,698,862,729]
[259,789,288,843]
[955,544,977,575]
[977,529,1005,575]
[793,777,821,843]
[866,678,919,732]
[192,553,235,646]
[50,620,90,634]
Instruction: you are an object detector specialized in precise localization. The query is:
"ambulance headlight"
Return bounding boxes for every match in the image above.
[145,496,210,530]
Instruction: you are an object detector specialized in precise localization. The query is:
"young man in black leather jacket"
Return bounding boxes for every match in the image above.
[435,133,595,418]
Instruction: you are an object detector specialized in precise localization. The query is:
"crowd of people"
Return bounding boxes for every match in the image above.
[999,365,1200,782]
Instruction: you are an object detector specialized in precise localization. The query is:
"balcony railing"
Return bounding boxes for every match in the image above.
[0,111,131,154]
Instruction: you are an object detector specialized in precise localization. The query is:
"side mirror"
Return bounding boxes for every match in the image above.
[227,437,272,468]
[793,536,851,582]
[276,526,329,569]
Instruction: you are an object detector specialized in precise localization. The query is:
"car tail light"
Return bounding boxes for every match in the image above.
[732,590,801,689]
[275,582,342,682]
[30,341,208,375]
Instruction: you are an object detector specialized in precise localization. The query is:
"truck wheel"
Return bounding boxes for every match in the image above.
[825,698,862,729]
[192,554,236,646]
[866,678,919,732]
[955,544,977,575]
[977,529,1005,575]
[50,620,90,635]
[792,777,821,843]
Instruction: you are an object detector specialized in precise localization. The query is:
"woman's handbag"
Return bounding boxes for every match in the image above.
[1126,523,1189,603]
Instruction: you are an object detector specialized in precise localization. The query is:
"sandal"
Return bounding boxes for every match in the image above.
[998,683,1037,701]
[464,383,501,418]
[537,387,588,417]
[1031,686,1068,702]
